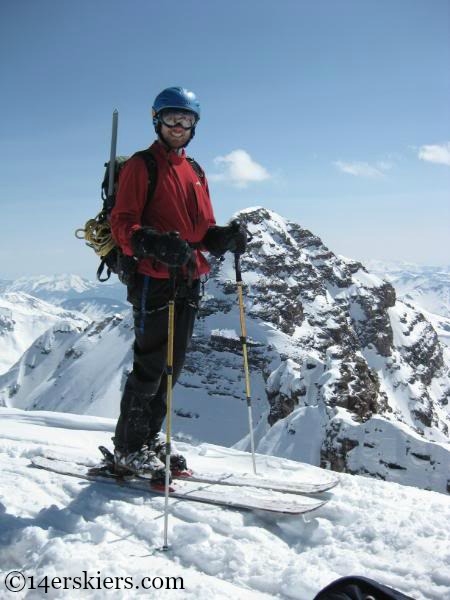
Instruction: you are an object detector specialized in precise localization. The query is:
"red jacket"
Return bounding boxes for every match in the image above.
[110,141,216,279]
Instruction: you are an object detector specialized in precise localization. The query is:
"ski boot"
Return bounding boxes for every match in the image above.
[113,445,167,484]
[148,435,191,477]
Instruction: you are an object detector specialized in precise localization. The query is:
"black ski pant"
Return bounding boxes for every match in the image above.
[114,274,200,454]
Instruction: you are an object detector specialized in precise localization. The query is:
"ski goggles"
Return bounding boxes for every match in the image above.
[158,109,198,130]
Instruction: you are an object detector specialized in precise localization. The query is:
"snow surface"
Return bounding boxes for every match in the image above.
[1,407,449,600]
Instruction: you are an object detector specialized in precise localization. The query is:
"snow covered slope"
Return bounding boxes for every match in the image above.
[0,292,89,376]
[1,407,449,600]
[0,314,131,414]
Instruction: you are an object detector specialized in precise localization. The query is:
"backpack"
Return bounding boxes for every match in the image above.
[76,149,204,284]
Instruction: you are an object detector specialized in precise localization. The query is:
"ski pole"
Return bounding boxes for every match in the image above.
[234,251,257,475]
[163,266,177,552]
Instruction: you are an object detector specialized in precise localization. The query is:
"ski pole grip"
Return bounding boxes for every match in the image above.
[229,219,241,233]
[230,218,253,258]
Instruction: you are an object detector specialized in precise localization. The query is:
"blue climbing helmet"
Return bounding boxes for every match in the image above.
[152,87,200,135]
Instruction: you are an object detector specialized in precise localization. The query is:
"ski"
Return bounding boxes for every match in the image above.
[97,445,338,495]
[30,456,327,516]
[38,446,339,496]
[174,470,338,494]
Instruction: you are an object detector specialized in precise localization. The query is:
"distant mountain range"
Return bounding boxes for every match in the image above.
[1,211,449,494]
[0,274,128,320]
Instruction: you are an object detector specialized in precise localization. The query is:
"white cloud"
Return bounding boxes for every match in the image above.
[212,149,271,188]
[418,142,450,166]
[333,160,392,178]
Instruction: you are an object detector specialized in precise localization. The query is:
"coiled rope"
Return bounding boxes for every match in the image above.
[74,211,116,258]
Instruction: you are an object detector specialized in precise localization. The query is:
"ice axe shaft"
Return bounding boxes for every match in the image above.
[107,110,119,204]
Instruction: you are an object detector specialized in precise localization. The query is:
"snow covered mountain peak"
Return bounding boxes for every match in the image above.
[224,208,449,491]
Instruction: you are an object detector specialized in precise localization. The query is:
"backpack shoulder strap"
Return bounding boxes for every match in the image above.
[128,151,204,203]
[187,156,205,180]
[132,149,158,206]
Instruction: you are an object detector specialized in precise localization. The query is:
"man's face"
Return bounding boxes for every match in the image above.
[158,109,197,149]
[160,122,191,149]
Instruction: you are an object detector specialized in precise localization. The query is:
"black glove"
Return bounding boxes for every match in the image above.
[202,220,247,258]
[131,228,192,267]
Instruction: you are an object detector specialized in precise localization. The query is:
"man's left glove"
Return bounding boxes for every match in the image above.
[202,220,248,258]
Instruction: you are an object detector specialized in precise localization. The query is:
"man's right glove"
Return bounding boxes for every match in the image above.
[131,228,193,267]
[202,220,248,258]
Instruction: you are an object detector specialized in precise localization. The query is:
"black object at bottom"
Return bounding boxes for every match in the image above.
[313,576,415,600]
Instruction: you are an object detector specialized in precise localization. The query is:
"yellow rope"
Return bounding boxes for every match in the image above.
[74,212,116,258]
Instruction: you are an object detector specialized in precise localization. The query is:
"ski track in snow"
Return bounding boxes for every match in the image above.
[1,408,449,600]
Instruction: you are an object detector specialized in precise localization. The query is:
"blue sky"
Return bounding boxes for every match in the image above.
[1,0,449,279]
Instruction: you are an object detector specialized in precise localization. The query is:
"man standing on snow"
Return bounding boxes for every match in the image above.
[110,87,247,481]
